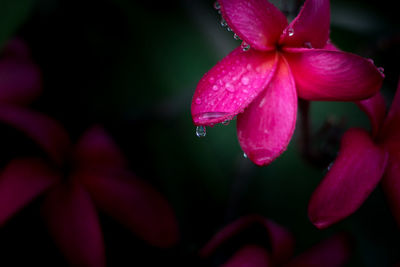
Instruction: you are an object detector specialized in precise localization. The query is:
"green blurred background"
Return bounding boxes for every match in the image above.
[0,0,399,265]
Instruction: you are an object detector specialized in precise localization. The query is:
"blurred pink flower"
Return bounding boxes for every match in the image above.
[0,38,42,105]
[0,111,179,266]
[191,0,384,166]
[200,215,351,266]
[308,79,400,229]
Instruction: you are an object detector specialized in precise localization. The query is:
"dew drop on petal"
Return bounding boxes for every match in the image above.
[327,161,334,171]
[225,83,235,92]
[220,18,227,27]
[378,67,384,74]
[212,85,219,91]
[227,27,232,32]
[241,42,250,51]
[208,76,215,83]
[243,153,248,158]
[304,42,312,48]
[195,97,202,105]
[196,126,206,138]
[222,119,230,125]
[233,33,240,40]
[213,1,220,10]
[241,76,249,85]
[367,58,374,64]
[287,28,294,37]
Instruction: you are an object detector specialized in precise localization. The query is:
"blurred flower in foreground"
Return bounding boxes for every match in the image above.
[308,79,400,229]
[0,38,41,105]
[191,0,384,166]
[200,215,351,266]
[0,111,179,266]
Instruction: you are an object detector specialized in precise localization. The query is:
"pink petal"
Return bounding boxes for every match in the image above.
[200,215,294,265]
[41,180,105,267]
[285,233,351,267]
[308,128,388,229]
[219,0,287,51]
[284,48,384,101]
[323,40,340,51]
[280,0,330,49]
[378,78,400,144]
[73,126,126,169]
[0,158,59,225]
[0,106,71,165]
[0,58,42,105]
[236,57,297,166]
[223,245,272,267]
[192,48,278,126]
[381,146,400,227]
[355,93,386,138]
[80,169,179,248]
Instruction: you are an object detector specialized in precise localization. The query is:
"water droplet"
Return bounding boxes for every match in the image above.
[287,28,294,37]
[220,18,227,27]
[227,27,232,32]
[226,83,235,92]
[378,67,384,73]
[233,33,240,40]
[208,77,215,83]
[241,42,250,51]
[213,1,220,10]
[243,153,248,158]
[304,42,312,48]
[241,76,249,85]
[198,112,229,120]
[327,162,334,171]
[367,58,374,64]
[196,126,206,138]
[222,119,230,125]
[212,85,219,91]
[195,97,202,105]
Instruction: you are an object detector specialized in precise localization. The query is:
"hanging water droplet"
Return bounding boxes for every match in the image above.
[241,42,250,51]
[222,119,230,125]
[304,42,312,48]
[327,162,334,171]
[287,28,294,37]
[220,18,227,27]
[195,97,202,105]
[196,126,206,138]
[243,153,248,158]
[367,58,374,64]
[233,33,240,40]
[213,1,220,10]
[227,27,232,32]
[378,67,384,74]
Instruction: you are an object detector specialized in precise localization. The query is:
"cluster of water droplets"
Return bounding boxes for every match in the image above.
[214,1,251,52]
[366,58,384,75]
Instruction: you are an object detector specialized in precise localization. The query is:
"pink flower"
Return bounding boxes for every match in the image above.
[0,38,42,105]
[308,79,400,229]
[0,110,179,266]
[200,215,351,266]
[191,0,384,166]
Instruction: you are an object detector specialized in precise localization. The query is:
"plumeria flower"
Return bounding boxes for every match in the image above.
[0,38,42,105]
[308,79,400,229]
[0,110,179,266]
[191,0,384,166]
[200,215,351,266]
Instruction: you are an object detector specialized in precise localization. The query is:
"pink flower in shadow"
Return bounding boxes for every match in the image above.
[200,215,351,266]
[308,79,400,229]
[0,38,42,105]
[191,0,384,166]
[0,111,179,266]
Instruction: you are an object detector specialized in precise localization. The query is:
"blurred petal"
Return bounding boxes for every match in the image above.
[0,158,59,225]
[80,169,179,248]
[200,215,294,265]
[42,180,105,267]
[381,146,400,227]
[285,233,351,267]
[0,59,41,104]
[0,106,71,165]
[280,0,330,49]
[1,38,31,59]
[192,48,278,126]
[219,0,287,50]
[237,57,297,166]
[379,78,400,144]
[284,48,384,101]
[356,93,386,137]
[308,128,388,229]
[223,245,272,267]
[74,126,126,169]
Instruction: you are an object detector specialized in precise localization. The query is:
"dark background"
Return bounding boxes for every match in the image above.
[0,0,399,265]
